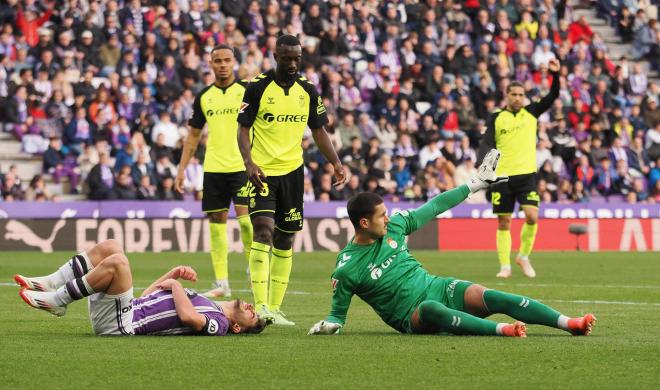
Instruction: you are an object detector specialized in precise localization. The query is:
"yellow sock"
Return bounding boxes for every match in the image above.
[237,214,253,264]
[268,247,293,311]
[209,223,228,280]
[519,223,538,257]
[249,242,271,307]
[496,229,511,266]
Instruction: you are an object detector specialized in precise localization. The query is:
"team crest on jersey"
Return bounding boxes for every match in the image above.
[298,94,305,107]
[386,237,398,249]
[331,278,339,291]
[239,102,249,113]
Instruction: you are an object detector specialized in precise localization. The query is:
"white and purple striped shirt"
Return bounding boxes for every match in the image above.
[132,290,229,336]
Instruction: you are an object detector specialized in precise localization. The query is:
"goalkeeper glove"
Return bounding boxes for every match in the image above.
[467,149,508,193]
[308,320,342,335]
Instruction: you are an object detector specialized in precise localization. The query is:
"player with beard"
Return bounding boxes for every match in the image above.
[237,35,347,325]
[14,239,267,336]
[175,45,253,298]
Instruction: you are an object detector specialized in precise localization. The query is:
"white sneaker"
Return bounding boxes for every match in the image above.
[202,285,232,298]
[19,289,67,317]
[14,274,53,292]
[270,309,295,326]
[516,256,537,278]
[496,265,512,278]
[256,304,274,323]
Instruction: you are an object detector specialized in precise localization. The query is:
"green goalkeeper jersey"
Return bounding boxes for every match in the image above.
[326,185,470,332]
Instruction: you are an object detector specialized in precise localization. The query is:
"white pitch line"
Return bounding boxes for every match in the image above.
[494,282,660,290]
[0,283,310,295]
[541,299,660,307]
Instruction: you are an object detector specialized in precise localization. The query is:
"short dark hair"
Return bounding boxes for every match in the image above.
[210,44,239,60]
[347,192,384,230]
[507,81,525,93]
[276,34,301,48]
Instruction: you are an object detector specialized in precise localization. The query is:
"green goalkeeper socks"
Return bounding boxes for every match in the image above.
[417,300,499,335]
[483,289,561,328]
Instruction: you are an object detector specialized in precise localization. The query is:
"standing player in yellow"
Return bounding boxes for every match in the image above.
[176,45,253,298]
[237,35,347,325]
[477,59,561,278]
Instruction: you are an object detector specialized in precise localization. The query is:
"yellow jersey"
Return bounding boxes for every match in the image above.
[237,70,328,176]
[189,80,248,173]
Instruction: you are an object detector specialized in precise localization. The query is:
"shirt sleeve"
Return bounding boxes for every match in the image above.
[237,81,260,128]
[326,270,354,326]
[200,311,230,336]
[387,185,471,236]
[188,91,206,129]
[306,84,329,130]
[526,71,560,118]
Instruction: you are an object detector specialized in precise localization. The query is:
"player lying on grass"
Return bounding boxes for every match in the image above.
[309,150,596,337]
[14,239,267,336]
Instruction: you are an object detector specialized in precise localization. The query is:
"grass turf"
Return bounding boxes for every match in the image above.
[1,250,659,389]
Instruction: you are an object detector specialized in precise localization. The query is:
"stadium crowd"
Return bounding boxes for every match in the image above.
[0,0,659,204]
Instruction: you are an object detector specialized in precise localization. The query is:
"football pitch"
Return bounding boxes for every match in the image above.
[1,250,659,389]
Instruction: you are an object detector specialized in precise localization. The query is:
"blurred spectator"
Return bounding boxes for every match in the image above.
[1,171,24,201]
[87,152,114,200]
[25,174,52,201]
[42,137,79,193]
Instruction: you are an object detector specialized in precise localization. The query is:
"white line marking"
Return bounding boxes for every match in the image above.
[494,283,660,290]
[541,299,660,307]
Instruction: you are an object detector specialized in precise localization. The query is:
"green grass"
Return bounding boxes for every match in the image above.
[1,251,659,389]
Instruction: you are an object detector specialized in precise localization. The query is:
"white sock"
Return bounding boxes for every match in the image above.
[557,315,570,331]
[500,265,511,271]
[518,255,529,261]
[495,323,507,335]
[55,275,95,306]
[39,252,93,289]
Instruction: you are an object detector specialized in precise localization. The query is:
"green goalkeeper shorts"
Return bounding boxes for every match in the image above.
[401,277,473,333]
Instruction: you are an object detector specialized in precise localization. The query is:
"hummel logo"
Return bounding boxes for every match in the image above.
[267,97,275,104]
[337,253,351,268]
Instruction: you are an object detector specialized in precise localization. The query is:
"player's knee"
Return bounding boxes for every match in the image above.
[418,300,450,323]
[106,253,130,270]
[525,215,538,225]
[253,225,273,244]
[497,218,511,230]
[102,239,123,255]
[208,212,227,224]
[273,230,294,250]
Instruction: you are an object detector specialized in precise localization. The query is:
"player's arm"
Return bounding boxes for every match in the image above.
[476,113,497,166]
[176,91,206,192]
[141,266,198,296]
[155,278,206,331]
[391,150,507,235]
[309,273,353,335]
[307,85,347,186]
[311,127,347,186]
[526,59,561,117]
[237,82,267,190]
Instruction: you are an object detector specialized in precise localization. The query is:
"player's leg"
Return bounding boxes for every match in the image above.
[232,174,253,281]
[14,239,123,292]
[201,172,233,297]
[269,229,295,325]
[249,215,275,318]
[517,205,538,278]
[410,300,526,337]
[462,284,596,336]
[267,166,304,326]
[514,174,540,277]
[492,181,515,278]
[204,210,232,298]
[19,251,133,317]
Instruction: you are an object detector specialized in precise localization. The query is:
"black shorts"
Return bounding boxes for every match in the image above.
[201,172,249,213]
[490,173,539,214]
[248,165,304,232]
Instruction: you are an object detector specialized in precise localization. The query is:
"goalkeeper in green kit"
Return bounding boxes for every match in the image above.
[309,150,596,337]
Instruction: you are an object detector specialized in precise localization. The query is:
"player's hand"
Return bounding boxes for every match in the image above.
[168,266,198,282]
[548,59,560,73]
[246,160,267,191]
[467,149,508,193]
[332,163,348,188]
[174,171,185,194]
[308,320,342,335]
[156,278,181,291]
